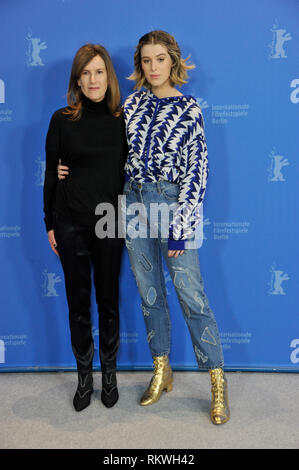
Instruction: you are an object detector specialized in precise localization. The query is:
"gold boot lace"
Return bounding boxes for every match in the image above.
[209,368,230,425]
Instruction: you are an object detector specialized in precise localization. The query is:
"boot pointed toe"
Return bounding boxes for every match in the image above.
[101,372,119,408]
[73,372,93,412]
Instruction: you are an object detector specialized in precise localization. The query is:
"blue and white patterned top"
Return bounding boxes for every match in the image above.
[123,89,208,250]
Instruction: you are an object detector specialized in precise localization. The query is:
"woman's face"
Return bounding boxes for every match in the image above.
[140,43,173,89]
[78,55,108,102]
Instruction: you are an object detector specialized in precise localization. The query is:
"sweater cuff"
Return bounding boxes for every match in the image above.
[44,215,54,233]
[168,239,185,251]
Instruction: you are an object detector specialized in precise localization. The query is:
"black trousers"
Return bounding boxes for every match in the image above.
[54,214,123,374]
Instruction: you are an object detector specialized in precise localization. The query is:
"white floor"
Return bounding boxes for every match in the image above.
[0,371,298,449]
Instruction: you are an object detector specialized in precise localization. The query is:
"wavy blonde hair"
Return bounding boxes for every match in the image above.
[64,44,121,120]
[128,30,195,90]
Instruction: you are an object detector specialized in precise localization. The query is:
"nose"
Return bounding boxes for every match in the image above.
[89,72,96,83]
[150,60,157,72]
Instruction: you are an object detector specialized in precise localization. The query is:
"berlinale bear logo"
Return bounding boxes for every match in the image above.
[268,149,289,182]
[268,264,289,295]
[269,23,292,59]
[26,31,47,66]
[42,268,62,297]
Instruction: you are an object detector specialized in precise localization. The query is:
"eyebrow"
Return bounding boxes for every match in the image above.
[141,53,167,59]
[83,68,105,71]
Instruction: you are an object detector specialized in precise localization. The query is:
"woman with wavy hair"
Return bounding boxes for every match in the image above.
[44,44,127,411]
[122,30,230,425]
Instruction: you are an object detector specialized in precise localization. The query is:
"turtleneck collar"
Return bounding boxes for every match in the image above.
[81,93,108,114]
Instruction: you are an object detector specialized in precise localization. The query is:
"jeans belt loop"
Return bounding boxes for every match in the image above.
[157,179,161,194]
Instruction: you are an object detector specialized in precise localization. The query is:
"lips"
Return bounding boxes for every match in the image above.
[150,75,160,79]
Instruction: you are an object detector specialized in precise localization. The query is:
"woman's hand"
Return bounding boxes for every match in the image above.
[58,158,69,180]
[48,229,59,256]
[168,250,184,258]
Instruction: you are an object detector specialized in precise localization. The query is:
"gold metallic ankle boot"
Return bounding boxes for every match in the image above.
[140,355,173,406]
[209,368,230,425]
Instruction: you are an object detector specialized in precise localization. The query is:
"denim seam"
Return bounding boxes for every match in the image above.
[154,236,170,356]
[158,238,171,354]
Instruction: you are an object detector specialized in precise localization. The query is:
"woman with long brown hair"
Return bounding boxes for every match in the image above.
[43,44,127,411]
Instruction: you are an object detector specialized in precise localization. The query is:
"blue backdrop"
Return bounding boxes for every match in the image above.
[0,0,298,372]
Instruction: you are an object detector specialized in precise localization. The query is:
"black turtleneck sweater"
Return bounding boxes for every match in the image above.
[43,95,127,232]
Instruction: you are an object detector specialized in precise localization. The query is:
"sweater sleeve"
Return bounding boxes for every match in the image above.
[168,104,208,249]
[43,111,61,232]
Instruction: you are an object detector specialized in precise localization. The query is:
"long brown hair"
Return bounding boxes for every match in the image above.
[128,30,195,90]
[64,44,121,120]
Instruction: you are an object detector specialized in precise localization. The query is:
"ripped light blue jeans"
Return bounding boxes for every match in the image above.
[123,179,224,370]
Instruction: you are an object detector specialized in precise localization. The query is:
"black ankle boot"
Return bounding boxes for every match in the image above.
[101,372,118,408]
[73,372,93,412]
